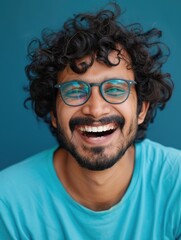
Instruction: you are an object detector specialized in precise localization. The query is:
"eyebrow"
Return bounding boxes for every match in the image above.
[60,77,133,84]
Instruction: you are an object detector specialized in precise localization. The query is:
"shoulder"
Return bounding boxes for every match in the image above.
[0,147,57,201]
[136,138,181,165]
[136,138,181,187]
[136,140,181,238]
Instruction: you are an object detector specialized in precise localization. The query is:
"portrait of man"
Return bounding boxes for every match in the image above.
[0,2,180,239]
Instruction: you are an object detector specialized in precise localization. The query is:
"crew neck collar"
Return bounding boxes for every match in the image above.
[47,141,142,215]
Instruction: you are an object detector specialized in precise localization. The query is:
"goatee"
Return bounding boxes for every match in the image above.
[55,115,137,171]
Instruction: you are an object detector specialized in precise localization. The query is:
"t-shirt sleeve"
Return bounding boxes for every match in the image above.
[0,200,20,240]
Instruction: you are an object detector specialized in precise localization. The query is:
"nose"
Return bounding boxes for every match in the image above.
[81,86,111,119]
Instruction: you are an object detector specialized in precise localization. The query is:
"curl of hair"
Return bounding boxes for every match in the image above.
[25,3,173,141]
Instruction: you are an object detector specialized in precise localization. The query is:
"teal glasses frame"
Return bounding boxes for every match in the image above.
[54,79,137,106]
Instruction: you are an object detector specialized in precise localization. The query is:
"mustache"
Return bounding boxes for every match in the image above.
[69,116,125,132]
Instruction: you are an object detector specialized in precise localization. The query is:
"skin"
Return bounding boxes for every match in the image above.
[51,52,149,211]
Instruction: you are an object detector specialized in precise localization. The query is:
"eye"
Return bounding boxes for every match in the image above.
[62,82,89,99]
[104,84,127,98]
[64,88,87,99]
[105,87,126,95]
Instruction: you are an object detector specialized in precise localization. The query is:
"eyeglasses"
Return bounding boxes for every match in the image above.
[54,79,136,106]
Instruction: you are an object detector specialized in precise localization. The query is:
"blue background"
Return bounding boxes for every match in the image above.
[1,0,181,170]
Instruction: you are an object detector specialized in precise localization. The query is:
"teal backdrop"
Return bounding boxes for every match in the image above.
[1,0,181,170]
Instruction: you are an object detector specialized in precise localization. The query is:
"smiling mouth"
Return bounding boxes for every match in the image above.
[78,124,117,138]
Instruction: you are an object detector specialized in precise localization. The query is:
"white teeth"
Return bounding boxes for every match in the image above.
[79,124,116,133]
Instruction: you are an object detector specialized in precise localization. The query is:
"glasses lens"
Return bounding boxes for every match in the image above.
[102,79,129,103]
[61,81,89,106]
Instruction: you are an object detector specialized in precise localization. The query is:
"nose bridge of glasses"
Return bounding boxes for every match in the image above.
[89,82,104,99]
[89,82,101,87]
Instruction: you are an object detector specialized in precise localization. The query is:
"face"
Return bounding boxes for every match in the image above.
[52,53,148,171]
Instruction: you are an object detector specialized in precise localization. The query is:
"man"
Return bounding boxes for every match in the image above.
[0,3,180,240]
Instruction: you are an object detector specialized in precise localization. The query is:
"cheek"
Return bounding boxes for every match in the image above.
[55,101,80,131]
[116,97,138,122]
[55,101,70,127]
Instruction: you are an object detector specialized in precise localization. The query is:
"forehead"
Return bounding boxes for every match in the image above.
[58,50,134,83]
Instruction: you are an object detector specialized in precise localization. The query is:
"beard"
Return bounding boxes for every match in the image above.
[55,115,137,171]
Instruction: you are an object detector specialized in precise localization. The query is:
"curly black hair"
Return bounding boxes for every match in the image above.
[25,3,173,141]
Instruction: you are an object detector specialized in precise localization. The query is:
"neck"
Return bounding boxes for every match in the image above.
[54,146,135,211]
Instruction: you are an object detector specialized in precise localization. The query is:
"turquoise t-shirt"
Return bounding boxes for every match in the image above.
[0,139,181,240]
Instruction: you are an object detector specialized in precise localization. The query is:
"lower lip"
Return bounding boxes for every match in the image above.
[75,128,119,146]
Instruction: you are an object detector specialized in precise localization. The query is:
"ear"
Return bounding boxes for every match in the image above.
[138,102,150,125]
[50,111,57,128]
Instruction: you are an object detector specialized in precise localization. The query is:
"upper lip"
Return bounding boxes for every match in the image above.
[78,123,117,133]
